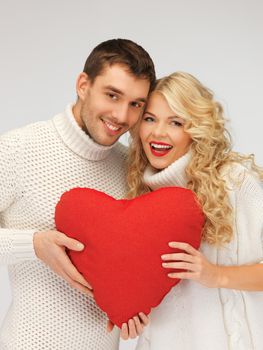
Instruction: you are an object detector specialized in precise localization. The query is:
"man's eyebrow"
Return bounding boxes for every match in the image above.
[104,85,124,95]
[105,85,147,102]
[137,97,147,103]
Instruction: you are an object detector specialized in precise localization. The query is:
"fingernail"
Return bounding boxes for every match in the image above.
[162,263,167,267]
[161,255,167,259]
[77,243,84,250]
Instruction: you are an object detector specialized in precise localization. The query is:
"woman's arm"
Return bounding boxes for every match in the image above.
[161,241,263,291]
[162,168,263,291]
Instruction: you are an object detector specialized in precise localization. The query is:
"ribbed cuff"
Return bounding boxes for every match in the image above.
[12,230,37,261]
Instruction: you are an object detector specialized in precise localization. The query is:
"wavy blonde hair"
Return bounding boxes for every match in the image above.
[127,72,263,245]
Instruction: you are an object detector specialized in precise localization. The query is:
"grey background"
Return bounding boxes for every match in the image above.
[0,1,262,349]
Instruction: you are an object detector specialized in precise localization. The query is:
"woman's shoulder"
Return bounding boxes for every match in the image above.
[220,162,249,180]
[220,162,263,198]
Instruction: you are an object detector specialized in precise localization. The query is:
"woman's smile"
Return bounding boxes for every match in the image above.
[149,141,173,157]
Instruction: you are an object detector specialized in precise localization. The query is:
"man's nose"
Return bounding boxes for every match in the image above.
[112,103,129,125]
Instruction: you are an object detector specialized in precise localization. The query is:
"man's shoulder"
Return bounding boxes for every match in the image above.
[1,118,54,144]
[1,118,52,135]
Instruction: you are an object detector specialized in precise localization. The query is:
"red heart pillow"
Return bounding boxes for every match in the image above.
[55,187,204,328]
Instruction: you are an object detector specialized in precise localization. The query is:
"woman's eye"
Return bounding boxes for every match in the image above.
[143,115,154,122]
[171,120,183,127]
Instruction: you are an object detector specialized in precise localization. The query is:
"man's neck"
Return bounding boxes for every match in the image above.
[72,100,84,130]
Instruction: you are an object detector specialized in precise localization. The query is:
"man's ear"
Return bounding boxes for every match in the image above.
[76,72,90,100]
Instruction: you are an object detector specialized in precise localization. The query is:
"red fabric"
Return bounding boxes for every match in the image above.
[55,187,204,328]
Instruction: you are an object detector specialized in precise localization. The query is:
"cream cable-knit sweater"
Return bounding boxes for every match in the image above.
[0,104,128,350]
[136,153,263,350]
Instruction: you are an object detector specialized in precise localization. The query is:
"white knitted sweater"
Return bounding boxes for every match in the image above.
[0,104,128,350]
[136,153,263,350]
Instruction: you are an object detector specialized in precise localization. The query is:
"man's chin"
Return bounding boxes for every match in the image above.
[96,135,120,147]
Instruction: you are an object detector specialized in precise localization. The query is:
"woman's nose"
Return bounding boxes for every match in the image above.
[152,123,167,138]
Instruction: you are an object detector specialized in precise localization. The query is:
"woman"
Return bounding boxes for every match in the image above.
[127,72,263,349]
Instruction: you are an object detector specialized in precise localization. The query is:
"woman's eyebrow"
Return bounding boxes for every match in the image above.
[144,111,156,117]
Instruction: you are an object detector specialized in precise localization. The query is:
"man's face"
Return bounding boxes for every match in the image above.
[78,64,150,146]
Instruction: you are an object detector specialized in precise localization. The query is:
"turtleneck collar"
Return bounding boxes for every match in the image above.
[143,152,191,190]
[53,103,115,160]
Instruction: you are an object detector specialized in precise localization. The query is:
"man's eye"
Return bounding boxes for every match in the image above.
[107,93,118,100]
[131,101,142,108]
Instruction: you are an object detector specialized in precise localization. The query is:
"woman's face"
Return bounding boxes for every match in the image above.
[139,92,192,170]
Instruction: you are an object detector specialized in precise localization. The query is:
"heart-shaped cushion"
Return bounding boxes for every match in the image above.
[55,187,204,328]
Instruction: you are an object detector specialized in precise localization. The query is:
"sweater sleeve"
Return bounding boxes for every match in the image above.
[234,168,263,263]
[0,131,37,265]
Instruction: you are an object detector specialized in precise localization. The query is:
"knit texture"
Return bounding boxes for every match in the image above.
[0,104,128,350]
[136,155,263,350]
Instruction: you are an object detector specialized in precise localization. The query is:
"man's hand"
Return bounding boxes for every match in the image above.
[107,313,149,339]
[33,230,93,296]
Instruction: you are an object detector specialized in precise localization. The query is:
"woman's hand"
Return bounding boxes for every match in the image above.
[161,242,222,288]
[107,312,149,340]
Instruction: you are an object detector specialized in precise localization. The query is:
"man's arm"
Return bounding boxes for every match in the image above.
[0,131,92,295]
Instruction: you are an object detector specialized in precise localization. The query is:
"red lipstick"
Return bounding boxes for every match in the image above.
[150,141,173,157]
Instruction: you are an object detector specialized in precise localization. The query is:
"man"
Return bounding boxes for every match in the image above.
[0,39,156,349]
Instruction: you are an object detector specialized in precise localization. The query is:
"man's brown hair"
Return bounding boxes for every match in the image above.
[83,38,156,91]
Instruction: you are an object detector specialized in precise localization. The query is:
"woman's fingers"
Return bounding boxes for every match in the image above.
[120,313,149,340]
[132,316,143,335]
[138,312,149,326]
[168,271,194,279]
[161,252,196,262]
[168,242,199,255]
[127,319,137,338]
[160,242,201,281]
[120,323,129,340]
[162,261,197,271]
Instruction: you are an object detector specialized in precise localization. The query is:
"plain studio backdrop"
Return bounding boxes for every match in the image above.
[0,1,262,349]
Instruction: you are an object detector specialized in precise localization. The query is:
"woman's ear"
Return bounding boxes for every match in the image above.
[75,72,90,101]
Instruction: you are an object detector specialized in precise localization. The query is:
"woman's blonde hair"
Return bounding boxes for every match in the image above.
[127,72,263,245]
